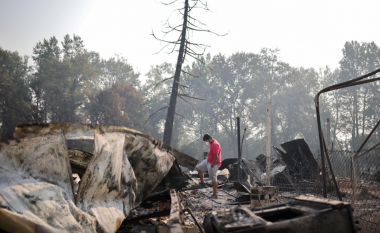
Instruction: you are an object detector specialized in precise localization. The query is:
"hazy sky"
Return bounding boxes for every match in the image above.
[1,0,380,76]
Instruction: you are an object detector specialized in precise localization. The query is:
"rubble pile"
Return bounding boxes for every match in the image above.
[203,196,357,233]
[271,139,320,191]
[0,125,359,233]
[0,123,197,233]
[119,177,253,233]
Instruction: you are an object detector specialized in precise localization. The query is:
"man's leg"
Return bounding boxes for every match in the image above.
[196,160,208,185]
[197,168,205,184]
[208,164,219,197]
[212,181,218,195]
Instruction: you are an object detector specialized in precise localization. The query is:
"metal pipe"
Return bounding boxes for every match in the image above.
[315,103,327,197]
[322,136,343,201]
[237,117,242,183]
[353,118,380,159]
[181,208,204,233]
[355,140,380,160]
[240,128,247,154]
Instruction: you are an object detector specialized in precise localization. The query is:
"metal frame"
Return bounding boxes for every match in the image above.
[315,68,380,199]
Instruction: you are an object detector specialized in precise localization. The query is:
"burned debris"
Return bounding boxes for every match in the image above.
[0,122,361,233]
[271,139,320,192]
[0,123,197,233]
[204,196,357,233]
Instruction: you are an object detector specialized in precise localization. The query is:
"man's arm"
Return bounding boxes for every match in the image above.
[211,153,218,167]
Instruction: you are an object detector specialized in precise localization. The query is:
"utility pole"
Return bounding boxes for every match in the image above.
[266,103,271,186]
[237,116,242,182]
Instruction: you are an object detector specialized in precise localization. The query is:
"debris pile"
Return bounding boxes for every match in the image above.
[1,126,357,233]
[203,195,357,233]
[0,123,197,233]
[272,139,320,191]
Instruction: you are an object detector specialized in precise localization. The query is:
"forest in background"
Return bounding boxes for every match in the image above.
[1,34,380,161]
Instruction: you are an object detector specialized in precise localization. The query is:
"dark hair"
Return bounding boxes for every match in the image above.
[203,134,212,141]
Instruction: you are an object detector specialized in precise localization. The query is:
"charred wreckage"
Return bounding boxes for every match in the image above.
[0,123,357,233]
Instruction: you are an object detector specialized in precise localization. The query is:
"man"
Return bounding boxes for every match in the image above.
[195,134,222,199]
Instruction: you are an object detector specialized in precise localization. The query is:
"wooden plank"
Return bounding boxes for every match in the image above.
[168,189,183,233]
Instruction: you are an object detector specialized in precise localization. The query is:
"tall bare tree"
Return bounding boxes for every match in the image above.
[151,0,225,145]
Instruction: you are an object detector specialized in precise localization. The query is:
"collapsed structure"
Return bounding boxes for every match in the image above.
[0,123,197,233]
[0,123,360,232]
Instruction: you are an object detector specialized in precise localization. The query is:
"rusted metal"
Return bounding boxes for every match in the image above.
[314,68,380,198]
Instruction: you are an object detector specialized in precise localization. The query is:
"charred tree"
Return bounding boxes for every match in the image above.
[150,0,226,145]
[162,0,189,145]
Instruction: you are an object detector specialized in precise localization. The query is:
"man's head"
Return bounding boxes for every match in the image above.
[203,134,213,144]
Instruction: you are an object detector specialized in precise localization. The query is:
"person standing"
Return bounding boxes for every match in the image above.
[195,134,222,199]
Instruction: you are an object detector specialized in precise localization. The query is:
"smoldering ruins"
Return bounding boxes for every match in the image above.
[0,121,365,233]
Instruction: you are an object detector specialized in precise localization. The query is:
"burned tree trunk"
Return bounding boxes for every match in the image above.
[162,0,189,145]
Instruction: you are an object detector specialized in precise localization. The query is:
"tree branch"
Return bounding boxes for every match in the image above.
[160,0,178,6]
[153,76,174,90]
[179,93,205,100]
[181,69,199,78]
[144,106,169,124]
[178,94,192,104]
[187,26,228,36]
[175,112,186,118]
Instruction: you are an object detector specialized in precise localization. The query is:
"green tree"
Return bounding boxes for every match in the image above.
[0,48,32,140]
[31,34,98,123]
[88,82,150,132]
[338,41,380,149]
[101,55,140,89]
